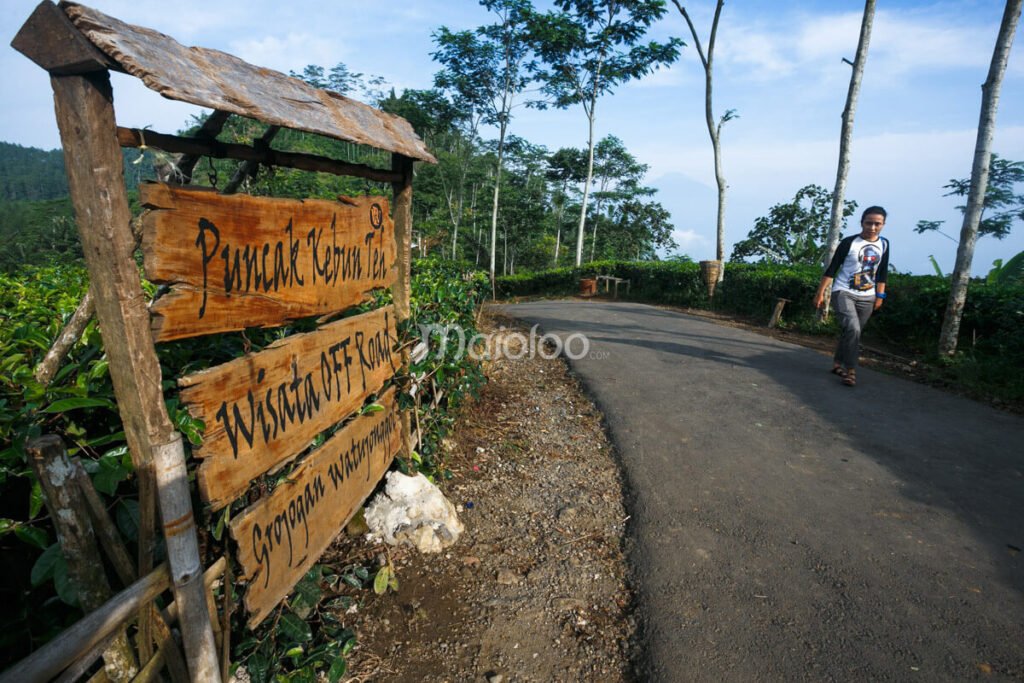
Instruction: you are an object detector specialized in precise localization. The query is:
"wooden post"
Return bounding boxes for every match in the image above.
[48,69,220,682]
[768,298,791,328]
[27,435,138,682]
[392,153,415,460]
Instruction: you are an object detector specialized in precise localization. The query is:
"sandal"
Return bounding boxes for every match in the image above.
[830,365,847,377]
[842,371,856,387]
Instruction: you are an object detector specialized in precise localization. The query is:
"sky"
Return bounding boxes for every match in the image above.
[2,0,1023,276]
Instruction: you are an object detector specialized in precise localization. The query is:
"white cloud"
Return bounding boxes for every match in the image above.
[672,229,711,250]
[713,6,1016,87]
[229,33,342,75]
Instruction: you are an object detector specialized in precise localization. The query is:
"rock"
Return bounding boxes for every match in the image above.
[497,568,520,585]
[364,472,465,553]
[552,597,586,612]
[486,673,505,683]
[558,506,578,522]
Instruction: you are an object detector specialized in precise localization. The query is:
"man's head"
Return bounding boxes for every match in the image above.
[860,206,886,240]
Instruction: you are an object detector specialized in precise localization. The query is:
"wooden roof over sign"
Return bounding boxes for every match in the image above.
[57,1,436,163]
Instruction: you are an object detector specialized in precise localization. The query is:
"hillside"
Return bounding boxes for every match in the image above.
[0,142,68,201]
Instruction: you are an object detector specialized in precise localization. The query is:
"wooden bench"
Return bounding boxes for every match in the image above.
[596,275,631,299]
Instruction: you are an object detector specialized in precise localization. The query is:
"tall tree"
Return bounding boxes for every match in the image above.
[532,0,682,266]
[916,153,1024,241]
[939,0,1022,356]
[673,0,733,279]
[545,146,588,265]
[589,135,649,261]
[731,185,856,266]
[433,0,538,296]
[823,0,875,269]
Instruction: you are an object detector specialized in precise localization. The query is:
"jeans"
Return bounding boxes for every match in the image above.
[831,290,874,370]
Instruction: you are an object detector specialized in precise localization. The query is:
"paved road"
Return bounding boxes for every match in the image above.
[498,301,1023,682]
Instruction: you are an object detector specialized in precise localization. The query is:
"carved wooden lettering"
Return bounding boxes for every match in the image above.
[230,389,401,626]
[141,184,396,341]
[179,306,398,509]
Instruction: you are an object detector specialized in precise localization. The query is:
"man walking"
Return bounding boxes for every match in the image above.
[813,206,890,387]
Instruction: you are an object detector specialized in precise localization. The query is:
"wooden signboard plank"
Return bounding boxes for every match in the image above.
[230,389,402,626]
[64,3,436,162]
[179,306,398,510]
[141,184,396,342]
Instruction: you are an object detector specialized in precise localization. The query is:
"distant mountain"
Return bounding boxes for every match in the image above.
[0,142,68,201]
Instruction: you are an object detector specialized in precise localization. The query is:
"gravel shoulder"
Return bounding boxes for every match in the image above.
[339,311,636,682]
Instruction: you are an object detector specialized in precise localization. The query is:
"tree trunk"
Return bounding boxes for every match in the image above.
[824,0,875,266]
[28,436,138,682]
[939,0,1022,355]
[490,122,508,299]
[676,0,727,282]
[576,106,597,266]
[471,183,480,266]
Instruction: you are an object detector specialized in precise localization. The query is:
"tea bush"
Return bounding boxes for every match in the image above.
[497,261,1024,402]
[0,256,489,677]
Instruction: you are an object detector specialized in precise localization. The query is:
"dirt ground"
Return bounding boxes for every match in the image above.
[336,311,636,682]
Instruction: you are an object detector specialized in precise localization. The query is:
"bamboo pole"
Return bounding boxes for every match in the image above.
[0,566,171,683]
[0,560,227,683]
[153,434,222,681]
[27,435,138,682]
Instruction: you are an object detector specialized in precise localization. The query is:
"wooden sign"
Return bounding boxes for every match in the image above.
[230,388,402,626]
[141,184,396,341]
[179,305,398,509]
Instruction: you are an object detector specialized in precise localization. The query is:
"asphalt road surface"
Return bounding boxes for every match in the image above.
[498,301,1023,682]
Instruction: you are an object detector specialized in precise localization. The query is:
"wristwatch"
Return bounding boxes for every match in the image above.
[875,292,887,299]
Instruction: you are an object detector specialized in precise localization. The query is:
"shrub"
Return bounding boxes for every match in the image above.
[495,260,1024,401]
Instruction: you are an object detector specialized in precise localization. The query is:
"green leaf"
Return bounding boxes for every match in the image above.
[42,397,117,413]
[327,656,347,683]
[361,403,384,415]
[247,652,270,683]
[285,646,304,658]
[31,543,62,587]
[54,557,79,606]
[14,524,49,549]
[212,507,230,542]
[28,479,44,519]
[341,637,357,657]
[85,431,126,448]
[373,566,390,595]
[92,448,132,495]
[279,612,312,643]
[116,499,140,542]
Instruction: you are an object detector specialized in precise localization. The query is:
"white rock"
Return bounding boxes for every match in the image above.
[364,472,464,553]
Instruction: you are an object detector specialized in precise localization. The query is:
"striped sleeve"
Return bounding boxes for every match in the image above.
[824,236,853,278]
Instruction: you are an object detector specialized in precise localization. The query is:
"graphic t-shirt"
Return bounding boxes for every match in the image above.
[824,234,889,297]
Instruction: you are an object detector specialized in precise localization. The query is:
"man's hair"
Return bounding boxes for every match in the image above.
[861,206,887,221]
